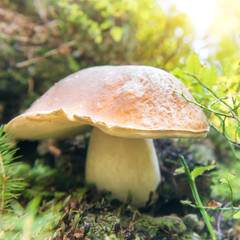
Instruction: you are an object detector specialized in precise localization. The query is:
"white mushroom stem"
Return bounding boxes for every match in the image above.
[86,128,161,207]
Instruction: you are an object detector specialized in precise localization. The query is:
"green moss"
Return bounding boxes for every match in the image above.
[155,216,186,235]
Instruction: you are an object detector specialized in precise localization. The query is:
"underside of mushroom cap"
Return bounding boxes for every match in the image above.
[5,65,209,140]
[5,108,91,139]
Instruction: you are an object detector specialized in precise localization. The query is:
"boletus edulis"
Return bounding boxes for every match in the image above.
[5,65,209,207]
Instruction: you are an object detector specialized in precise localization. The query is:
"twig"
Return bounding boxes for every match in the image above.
[16,40,76,68]
[217,202,230,240]
[208,121,239,148]
[209,94,239,110]
[181,200,240,212]
[184,71,238,118]
[174,90,240,148]
[0,150,6,214]
[175,91,239,121]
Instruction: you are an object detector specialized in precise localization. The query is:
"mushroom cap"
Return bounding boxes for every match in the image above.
[5,65,209,139]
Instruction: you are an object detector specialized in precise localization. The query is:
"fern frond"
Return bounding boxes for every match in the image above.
[0,125,27,213]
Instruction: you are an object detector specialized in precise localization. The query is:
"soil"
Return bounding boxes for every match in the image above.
[14,136,237,240]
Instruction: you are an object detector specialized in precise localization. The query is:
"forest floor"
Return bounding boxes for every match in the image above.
[10,134,237,240]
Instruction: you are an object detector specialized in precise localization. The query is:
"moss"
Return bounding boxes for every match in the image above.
[155,216,186,235]
[84,213,119,240]
[134,216,159,238]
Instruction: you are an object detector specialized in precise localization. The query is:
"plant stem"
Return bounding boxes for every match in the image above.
[185,72,239,121]
[0,151,6,214]
[179,155,216,240]
[175,90,238,120]
[228,141,239,161]
[228,181,234,208]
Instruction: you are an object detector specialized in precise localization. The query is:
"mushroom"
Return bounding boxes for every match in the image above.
[5,65,209,207]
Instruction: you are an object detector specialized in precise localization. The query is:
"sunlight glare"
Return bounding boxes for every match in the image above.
[158,0,220,59]
[173,0,218,35]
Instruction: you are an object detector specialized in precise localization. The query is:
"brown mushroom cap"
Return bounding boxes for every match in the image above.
[5,65,209,139]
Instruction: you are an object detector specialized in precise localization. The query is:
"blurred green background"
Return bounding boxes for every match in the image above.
[0,1,240,239]
[1,0,239,123]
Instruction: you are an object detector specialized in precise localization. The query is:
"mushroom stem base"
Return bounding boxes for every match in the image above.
[86,128,161,207]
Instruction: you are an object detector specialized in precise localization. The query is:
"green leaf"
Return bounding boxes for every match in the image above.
[110,26,123,42]
[26,196,42,216]
[67,56,80,72]
[215,81,228,97]
[174,166,185,175]
[199,65,217,87]
[222,62,235,78]
[220,173,236,184]
[232,209,240,219]
[171,68,186,80]
[11,200,25,216]
[100,19,113,30]
[185,52,201,75]
[191,163,216,180]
